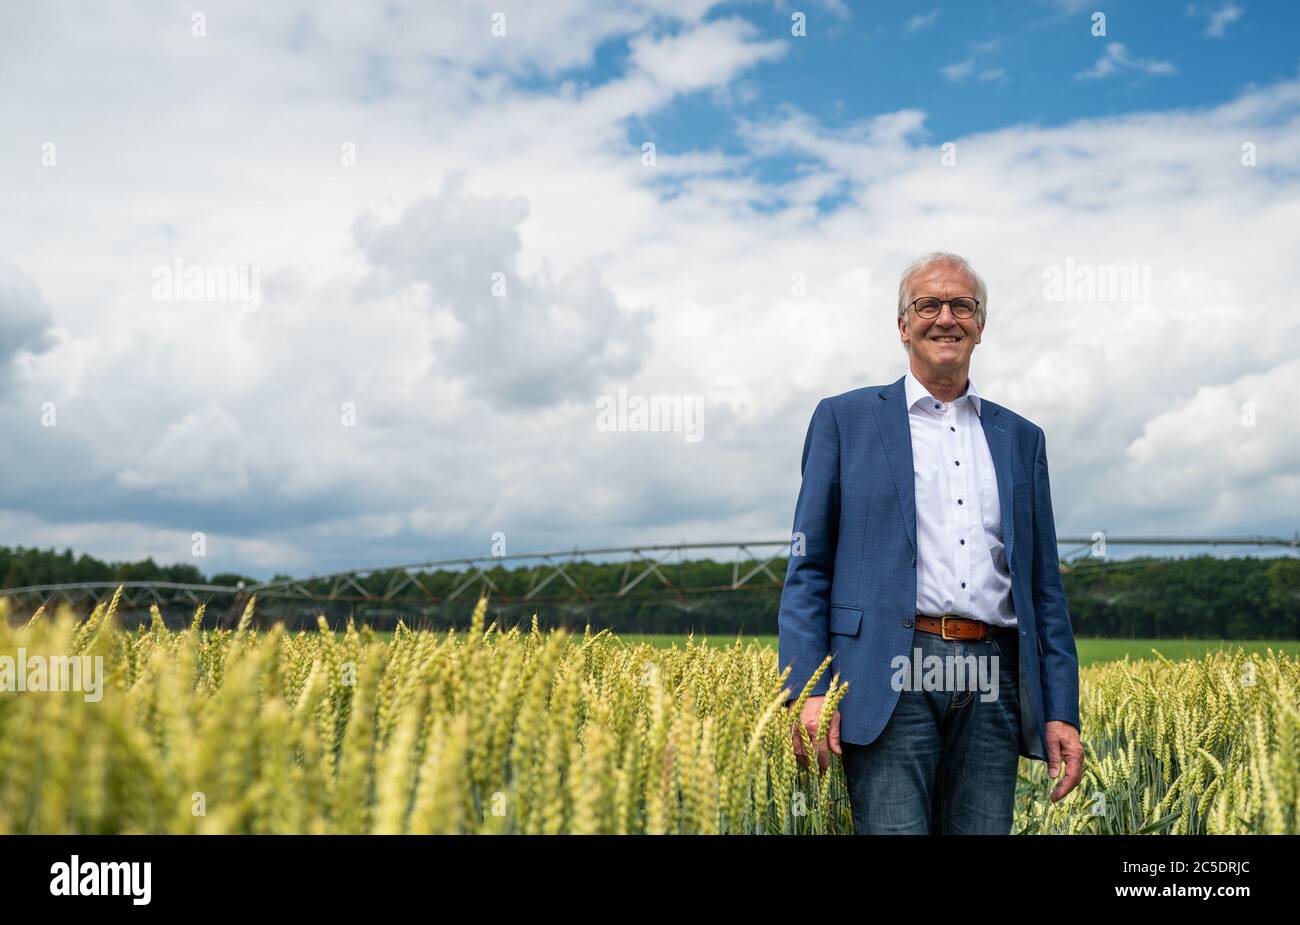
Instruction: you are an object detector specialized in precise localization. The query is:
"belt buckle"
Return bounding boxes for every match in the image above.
[940,614,958,640]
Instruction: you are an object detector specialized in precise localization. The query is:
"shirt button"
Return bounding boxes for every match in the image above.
[950,426,955,432]
[954,460,960,466]
[957,499,963,505]
[961,582,966,588]
[934,403,940,409]
[960,539,965,545]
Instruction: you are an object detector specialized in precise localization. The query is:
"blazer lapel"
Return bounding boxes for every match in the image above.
[980,401,1015,566]
[873,375,917,557]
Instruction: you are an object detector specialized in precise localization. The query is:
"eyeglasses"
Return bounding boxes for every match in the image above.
[909,297,979,320]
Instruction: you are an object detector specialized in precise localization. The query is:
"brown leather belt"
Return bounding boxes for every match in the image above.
[914,612,1013,641]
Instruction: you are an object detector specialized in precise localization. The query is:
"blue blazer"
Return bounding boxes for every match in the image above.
[777,375,1081,761]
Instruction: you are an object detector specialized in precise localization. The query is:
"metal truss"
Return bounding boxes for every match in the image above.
[0,535,1295,610]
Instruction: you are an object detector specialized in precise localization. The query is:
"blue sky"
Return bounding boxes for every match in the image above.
[628,1,1292,182]
[1,1,1298,579]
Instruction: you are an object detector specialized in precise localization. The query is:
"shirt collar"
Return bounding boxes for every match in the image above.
[904,369,982,417]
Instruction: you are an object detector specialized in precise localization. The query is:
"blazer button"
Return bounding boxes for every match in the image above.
[903,616,913,628]
[911,556,916,567]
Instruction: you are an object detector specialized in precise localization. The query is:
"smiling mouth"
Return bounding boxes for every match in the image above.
[931,336,962,343]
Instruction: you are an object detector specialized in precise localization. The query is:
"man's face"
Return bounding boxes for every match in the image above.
[898,262,983,372]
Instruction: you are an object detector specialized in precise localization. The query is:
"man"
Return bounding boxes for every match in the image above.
[777,252,1083,835]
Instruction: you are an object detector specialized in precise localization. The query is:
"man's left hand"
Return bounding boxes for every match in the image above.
[1045,720,1084,802]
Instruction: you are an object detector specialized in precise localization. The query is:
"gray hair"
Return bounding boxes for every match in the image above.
[896,252,988,351]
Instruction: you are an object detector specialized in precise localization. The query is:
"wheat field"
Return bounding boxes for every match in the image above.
[0,588,1296,834]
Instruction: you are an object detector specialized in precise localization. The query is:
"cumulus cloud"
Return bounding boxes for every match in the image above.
[629,18,785,92]
[0,260,56,394]
[118,401,251,502]
[1121,358,1300,528]
[352,173,654,409]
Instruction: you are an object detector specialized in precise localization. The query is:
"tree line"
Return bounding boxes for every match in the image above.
[2,544,1298,639]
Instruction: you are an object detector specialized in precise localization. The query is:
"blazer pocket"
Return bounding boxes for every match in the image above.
[829,605,863,636]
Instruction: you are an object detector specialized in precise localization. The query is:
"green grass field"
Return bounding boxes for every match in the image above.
[611,634,1299,666]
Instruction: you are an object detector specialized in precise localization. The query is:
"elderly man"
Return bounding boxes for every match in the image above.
[777,252,1083,835]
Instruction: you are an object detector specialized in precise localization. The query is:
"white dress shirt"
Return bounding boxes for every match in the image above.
[904,369,1016,627]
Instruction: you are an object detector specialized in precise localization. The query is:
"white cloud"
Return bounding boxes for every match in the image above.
[1076,43,1178,80]
[0,260,56,394]
[1121,358,1300,528]
[118,401,251,501]
[943,59,976,81]
[1187,2,1245,38]
[352,172,654,409]
[630,18,785,92]
[943,59,1007,83]
[942,39,1007,82]
[906,10,942,32]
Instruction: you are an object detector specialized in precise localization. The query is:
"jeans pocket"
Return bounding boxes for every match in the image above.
[993,633,1019,671]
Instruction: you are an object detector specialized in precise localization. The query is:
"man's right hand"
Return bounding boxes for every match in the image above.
[791,695,842,772]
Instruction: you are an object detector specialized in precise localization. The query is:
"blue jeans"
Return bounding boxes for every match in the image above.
[840,626,1021,834]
